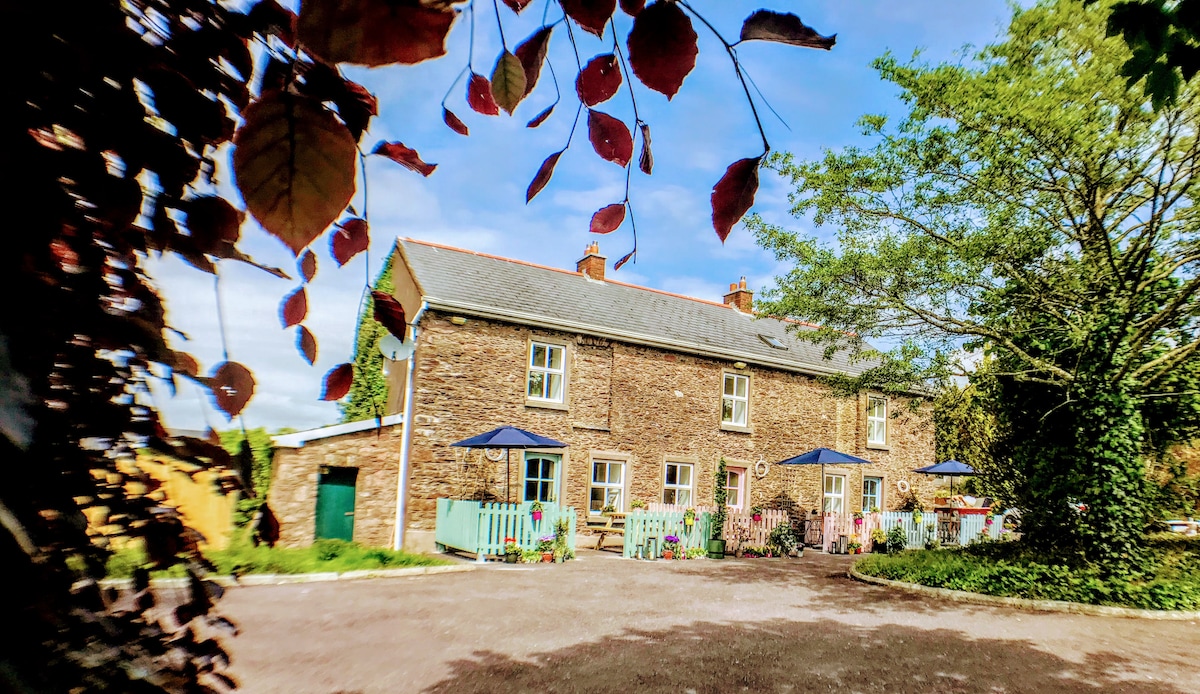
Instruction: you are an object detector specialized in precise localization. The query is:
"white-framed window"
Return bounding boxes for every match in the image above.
[663,462,693,506]
[824,474,845,513]
[523,453,559,503]
[527,342,565,402]
[862,476,882,512]
[726,466,746,510]
[867,396,887,445]
[722,373,749,427]
[589,459,624,514]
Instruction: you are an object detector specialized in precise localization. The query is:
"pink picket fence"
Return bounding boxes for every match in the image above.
[820,512,883,553]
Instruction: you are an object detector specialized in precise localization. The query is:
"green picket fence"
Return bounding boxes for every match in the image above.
[623,510,711,558]
[435,498,576,562]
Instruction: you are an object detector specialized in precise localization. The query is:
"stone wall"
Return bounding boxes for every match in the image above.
[270,424,403,548]
[400,311,937,535]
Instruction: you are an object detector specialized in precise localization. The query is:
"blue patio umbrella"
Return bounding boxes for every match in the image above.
[451,426,567,502]
[913,459,976,496]
[777,447,872,512]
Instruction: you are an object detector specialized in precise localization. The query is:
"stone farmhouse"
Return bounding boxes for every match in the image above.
[270,238,938,551]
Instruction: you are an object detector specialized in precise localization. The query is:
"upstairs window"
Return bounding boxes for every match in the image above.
[722,373,749,427]
[867,396,887,445]
[663,462,693,506]
[527,342,565,402]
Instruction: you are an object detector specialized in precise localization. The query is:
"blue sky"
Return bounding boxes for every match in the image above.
[148,1,1012,432]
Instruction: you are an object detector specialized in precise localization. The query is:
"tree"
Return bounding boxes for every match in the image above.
[340,253,396,423]
[7,1,837,690]
[750,0,1200,569]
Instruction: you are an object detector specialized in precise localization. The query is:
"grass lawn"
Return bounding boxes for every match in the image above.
[854,534,1200,611]
[102,539,452,579]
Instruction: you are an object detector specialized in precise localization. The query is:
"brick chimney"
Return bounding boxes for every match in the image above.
[576,242,606,280]
[723,276,753,312]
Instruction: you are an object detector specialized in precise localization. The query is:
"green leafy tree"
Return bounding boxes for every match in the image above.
[340,253,396,423]
[751,0,1200,569]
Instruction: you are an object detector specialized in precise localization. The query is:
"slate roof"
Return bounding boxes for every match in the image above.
[396,238,874,378]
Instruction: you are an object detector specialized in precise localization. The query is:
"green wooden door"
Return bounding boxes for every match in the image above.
[315,467,357,541]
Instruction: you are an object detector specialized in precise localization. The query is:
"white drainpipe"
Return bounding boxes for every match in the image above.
[393,301,428,551]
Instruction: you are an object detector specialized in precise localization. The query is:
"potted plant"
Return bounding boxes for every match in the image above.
[601,503,616,516]
[767,522,797,558]
[553,518,572,563]
[870,527,888,552]
[708,458,728,559]
[537,535,555,562]
[663,535,680,560]
[985,509,995,526]
[531,500,544,522]
[853,511,864,526]
[683,507,696,527]
[751,505,763,522]
[911,508,923,526]
[503,537,520,563]
[630,499,645,511]
[846,538,862,554]
[870,505,881,514]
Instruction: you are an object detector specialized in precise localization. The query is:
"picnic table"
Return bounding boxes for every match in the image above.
[586,512,626,551]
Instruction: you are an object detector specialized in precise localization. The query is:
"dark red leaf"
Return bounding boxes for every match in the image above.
[576,54,622,107]
[372,291,407,337]
[371,141,437,176]
[443,107,469,136]
[515,26,553,97]
[210,361,255,418]
[711,156,762,242]
[627,1,698,99]
[321,363,354,401]
[620,0,644,16]
[296,325,317,365]
[561,0,616,38]
[738,10,836,50]
[334,80,378,142]
[639,122,653,174]
[614,249,635,270]
[297,1,456,66]
[526,150,564,202]
[588,110,633,167]
[299,250,317,283]
[173,352,200,377]
[590,203,626,234]
[331,218,370,266]
[248,0,297,46]
[527,104,555,128]
[502,0,534,12]
[204,427,222,446]
[280,286,307,328]
[184,196,244,253]
[467,73,500,116]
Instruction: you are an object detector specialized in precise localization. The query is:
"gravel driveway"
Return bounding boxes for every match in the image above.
[219,550,1199,693]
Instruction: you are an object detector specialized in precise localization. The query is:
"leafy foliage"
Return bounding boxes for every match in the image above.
[341,254,397,423]
[856,537,1200,611]
[712,457,729,540]
[751,0,1200,569]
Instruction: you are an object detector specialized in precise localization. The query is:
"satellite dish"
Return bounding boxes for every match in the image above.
[378,334,414,361]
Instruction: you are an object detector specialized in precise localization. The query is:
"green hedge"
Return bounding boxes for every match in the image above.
[103,539,451,578]
[854,536,1200,611]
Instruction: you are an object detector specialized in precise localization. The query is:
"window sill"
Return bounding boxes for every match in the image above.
[866,442,890,451]
[526,399,569,411]
[720,422,753,434]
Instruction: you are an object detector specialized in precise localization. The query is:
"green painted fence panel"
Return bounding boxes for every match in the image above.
[435,499,576,561]
[435,498,480,552]
[623,511,710,558]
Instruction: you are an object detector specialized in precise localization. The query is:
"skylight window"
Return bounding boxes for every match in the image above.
[759,334,788,350]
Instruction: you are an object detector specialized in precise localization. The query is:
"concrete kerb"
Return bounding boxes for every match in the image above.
[96,564,474,591]
[848,566,1200,621]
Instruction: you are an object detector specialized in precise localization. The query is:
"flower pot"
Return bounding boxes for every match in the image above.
[706,539,726,560]
[505,553,518,563]
[854,518,863,526]
[532,510,543,521]
[663,550,674,560]
[685,517,695,527]
[541,552,553,563]
[752,514,762,522]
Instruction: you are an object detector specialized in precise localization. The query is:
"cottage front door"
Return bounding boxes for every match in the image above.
[315,466,357,541]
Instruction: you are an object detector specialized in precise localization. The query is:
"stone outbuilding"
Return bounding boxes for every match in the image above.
[270,238,938,551]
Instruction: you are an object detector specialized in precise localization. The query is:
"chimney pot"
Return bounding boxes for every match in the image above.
[576,243,607,281]
[723,277,754,312]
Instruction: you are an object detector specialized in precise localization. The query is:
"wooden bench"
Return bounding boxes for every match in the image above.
[585,513,626,551]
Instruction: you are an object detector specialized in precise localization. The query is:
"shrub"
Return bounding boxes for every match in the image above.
[767,523,798,556]
[886,524,908,555]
